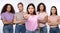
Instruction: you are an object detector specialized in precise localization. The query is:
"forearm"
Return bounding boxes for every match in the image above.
[14,20,21,24]
[3,21,12,24]
[48,22,54,26]
[48,22,58,26]
[40,20,47,23]
[14,20,25,24]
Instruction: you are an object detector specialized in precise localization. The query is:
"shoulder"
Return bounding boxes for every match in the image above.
[10,13,15,16]
[14,12,19,15]
[44,12,48,16]
[48,16,51,19]
[1,12,6,15]
[36,12,39,15]
[57,16,60,19]
[15,12,19,14]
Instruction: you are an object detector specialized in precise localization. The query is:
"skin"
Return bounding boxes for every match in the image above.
[23,5,35,19]
[48,7,60,26]
[18,4,23,12]
[2,5,13,24]
[14,4,25,24]
[24,5,40,30]
[39,5,44,11]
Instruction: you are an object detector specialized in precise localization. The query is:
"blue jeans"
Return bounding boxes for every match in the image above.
[26,29,38,33]
[15,24,26,33]
[50,26,60,33]
[40,26,47,33]
[3,24,13,33]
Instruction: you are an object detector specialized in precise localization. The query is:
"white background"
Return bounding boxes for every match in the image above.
[0,0,60,33]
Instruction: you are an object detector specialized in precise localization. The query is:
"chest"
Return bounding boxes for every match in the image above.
[4,14,14,20]
[49,16,58,22]
[16,13,24,20]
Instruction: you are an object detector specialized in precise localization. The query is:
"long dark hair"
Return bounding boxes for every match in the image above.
[50,6,57,15]
[37,3,46,12]
[27,3,36,15]
[1,4,15,14]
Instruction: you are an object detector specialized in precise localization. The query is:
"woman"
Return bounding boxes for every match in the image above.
[24,3,39,33]
[14,2,26,33]
[37,3,48,33]
[1,4,15,33]
[48,6,60,33]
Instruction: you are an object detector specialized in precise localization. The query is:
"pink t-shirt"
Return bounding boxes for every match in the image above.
[25,15,39,31]
[48,15,59,22]
[39,12,47,20]
[48,15,59,27]
[37,12,48,27]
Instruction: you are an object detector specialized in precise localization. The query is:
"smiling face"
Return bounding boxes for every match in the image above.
[28,5,34,14]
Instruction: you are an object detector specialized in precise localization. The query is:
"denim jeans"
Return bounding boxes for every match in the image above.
[15,24,26,33]
[50,26,60,33]
[3,24,13,33]
[40,26,47,33]
[25,29,38,33]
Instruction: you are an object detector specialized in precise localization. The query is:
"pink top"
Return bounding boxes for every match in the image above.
[39,12,47,20]
[48,15,59,22]
[37,12,48,27]
[25,15,39,31]
[48,15,60,27]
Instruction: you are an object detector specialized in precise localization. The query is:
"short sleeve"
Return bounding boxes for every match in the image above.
[36,12,39,15]
[45,13,48,17]
[1,13,5,20]
[14,13,17,17]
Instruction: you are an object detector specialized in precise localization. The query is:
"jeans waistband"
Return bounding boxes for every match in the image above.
[16,24,25,25]
[4,24,13,26]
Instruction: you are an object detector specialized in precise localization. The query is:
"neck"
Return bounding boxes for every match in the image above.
[40,11,44,13]
[52,14,56,16]
[30,13,34,15]
[19,11,23,12]
[19,10,23,12]
[6,11,10,13]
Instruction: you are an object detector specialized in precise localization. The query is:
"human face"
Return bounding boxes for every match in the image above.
[18,4,23,12]
[39,5,44,11]
[51,7,56,14]
[28,5,34,14]
[6,5,11,12]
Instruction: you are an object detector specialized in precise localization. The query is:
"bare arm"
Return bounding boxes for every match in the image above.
[48,18,58,26]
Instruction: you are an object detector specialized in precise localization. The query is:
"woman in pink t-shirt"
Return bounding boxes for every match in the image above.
[24,3,39,33]
[37,3,48,33]
[48,6,60,33]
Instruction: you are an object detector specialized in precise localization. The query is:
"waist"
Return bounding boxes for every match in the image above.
[39,23,46,27]
[50,26,58,28]
[4,24,13,25]
[26,24,38,31]
[50,25,58,28]
[16,24,25,25]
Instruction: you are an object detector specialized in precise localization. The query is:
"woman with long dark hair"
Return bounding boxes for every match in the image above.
[24,3,39,33]
[37,3,48,33]
[48,6,60,33]
[1,3,15,33]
